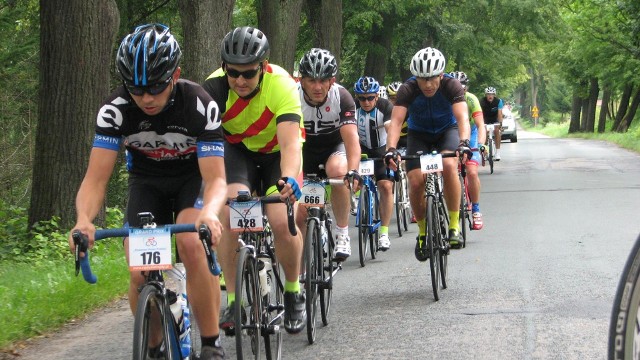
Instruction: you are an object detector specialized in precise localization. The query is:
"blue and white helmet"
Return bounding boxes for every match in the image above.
[354,76,380,94]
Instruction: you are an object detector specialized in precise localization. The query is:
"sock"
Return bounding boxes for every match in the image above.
[449,211,460,231]
[472,203,480,213]
[227,293,235,306]
[335,225,348,236]
[201,335,220,348]
[380,225,388,235]
[285,280,300,293]
[417,219,426,236]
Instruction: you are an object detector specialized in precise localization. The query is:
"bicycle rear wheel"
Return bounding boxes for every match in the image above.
[358,186,370,267]
[426,195,441,301]
[235,246,262,360]
[609,234,640,359]
[263,254,283,360]
[320,215,334,326]
[459,174,468,248]
[488,139,494,174]
[304,218,319,344]
[437,192,449,290]
[400,174,410,232]
[370,191,379,260]
[133,284,180,360]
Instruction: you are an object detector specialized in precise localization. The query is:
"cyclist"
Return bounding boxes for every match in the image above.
[479,86,504,161]
[67,24,227,359]
[450,71,486,230]
[296,48,361,261]
[386,81,402,105]
[385,47,471,258]
[378,85,388,99]
[354,76,395,251]
[202,26,307,335]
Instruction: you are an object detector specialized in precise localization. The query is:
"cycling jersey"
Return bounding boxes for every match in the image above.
[93,79,224,177]
[202,63,304,153]
[299,83,356,148]
[479,96,504,124]
[395,75,466,134]
[465,91,483,148]
[355,98,393,149]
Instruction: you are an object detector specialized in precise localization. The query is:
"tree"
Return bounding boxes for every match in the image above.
[303,0,343,62]
[258,0,303,74]
[30,0,119,227]
[178,0,235,82]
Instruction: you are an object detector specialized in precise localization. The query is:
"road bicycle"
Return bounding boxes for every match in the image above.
[227,191,297,360]
[485,124,498,174]
[608,233,640,360]
[394,149,411,237]
[355,155,382,267]
[72,213,220,360]
[299,171,345,344]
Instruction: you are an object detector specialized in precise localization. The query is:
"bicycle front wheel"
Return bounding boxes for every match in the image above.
[133,284,180,360]
[235,246,262,360]
[320,215,334,326]
[304,218,319,344]
[488,139,494,174]
[459,174,468,248]
[426,195,441,301]
[263,254,283,360]
[370,191,379,260]
[358,186,370,267]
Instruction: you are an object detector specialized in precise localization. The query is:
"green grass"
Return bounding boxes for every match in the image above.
[0,239,129,349]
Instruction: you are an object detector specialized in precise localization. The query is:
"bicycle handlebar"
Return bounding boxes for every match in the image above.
[227,194,297,237]
[72,223,221,284]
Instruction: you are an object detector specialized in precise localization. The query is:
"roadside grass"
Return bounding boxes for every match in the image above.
[0,239,129,349]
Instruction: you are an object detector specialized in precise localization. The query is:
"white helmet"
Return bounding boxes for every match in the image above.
[378,86,388,99]
[485,86,497,94]
[410,47,446,77]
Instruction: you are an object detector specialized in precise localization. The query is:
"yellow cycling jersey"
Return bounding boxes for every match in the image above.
[465,91,483,129]
[203,64,304,153]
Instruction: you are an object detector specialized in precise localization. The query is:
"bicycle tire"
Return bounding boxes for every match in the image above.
[235,246,261,360]
[263,251,283,360]
[132,284,180,360]
[304,218,319,344]
[437,191,449,290]
[320,215,334,326]
[401,174,410,232]
[358,186,370,267]
[370,190,379,260]
[426,195,441,301]
[394,179,403,237]
[609,234,640,359]
[488,138,494,174]
[459,174,467,249]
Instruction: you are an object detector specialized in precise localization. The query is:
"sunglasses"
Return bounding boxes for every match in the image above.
[357,95,376,102]
[225,65,262,79]
[125,77,171,96]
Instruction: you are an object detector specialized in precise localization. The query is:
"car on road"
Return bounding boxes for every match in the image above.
[501,107,517,142]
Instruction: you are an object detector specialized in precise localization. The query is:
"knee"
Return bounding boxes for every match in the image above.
[176,235,204,265]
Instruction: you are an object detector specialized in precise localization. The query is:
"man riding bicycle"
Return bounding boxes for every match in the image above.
[202,26,307,335]
[67,24,228,359]
[354,76,395,251]
[480,86,504,161]
[296,48,361,261]
[385,47,470,257]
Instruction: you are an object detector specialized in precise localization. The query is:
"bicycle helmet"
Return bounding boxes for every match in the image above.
[485,87,497,94]
[378,86,388,99]
[409,47,446,77]
[298,48,338,79]
[386,81,402,96]
[354,76,380,94]
[449,71,469,86]
[221,26,270,65]
[116,23,181,86]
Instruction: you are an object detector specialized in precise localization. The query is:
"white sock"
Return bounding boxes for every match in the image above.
[335,225,348,236]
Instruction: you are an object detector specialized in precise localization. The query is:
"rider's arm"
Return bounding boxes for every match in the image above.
[474,114,486,147]
[196,156,227,243]
[497,98,504,125]
[277,120,303,179]
[386,105,407,150]
[452,101,470,141]
[337,87,361,172]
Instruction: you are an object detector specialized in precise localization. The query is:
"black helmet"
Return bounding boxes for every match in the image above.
[221,26,270,65]
[298,48,338,79]
[116,24,181,86]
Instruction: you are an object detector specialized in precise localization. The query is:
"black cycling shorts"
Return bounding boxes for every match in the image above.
[405,126,459,172]
[126,172,202,227]
[225,142,282,195]
[303,142,345,176]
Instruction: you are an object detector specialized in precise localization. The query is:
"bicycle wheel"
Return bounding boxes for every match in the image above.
[488,138,494,174]
[235,246,262,360]
[609,234,640,359]
[401,174,410,232]
[437,192,449,290]
[426,195,441,301]
[394,179,403,237]
[304,218,319,344]
[263,254,283,360]
[133,284,180,360]
[358,186,370,267]
[370,190,379,260]
[459,174,467,249]
[320,214,334,326]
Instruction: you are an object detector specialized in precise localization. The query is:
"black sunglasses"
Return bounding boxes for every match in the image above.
[125,77,171,96]
[357,95,376,102]
[225,65,262,79]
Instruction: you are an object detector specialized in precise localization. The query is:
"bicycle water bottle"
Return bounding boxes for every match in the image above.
[257,256,272,297]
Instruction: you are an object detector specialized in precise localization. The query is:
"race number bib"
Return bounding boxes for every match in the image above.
[359,159,375,176]
[301,181,325,207]
[229,200,264,232]
[419,153,443,173]
[128,228,172,271]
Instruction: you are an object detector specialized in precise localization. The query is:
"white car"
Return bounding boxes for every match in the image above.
[501,107,517,143]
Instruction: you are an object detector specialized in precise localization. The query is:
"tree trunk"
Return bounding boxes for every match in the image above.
[597,87,611,133]
[616,88,640,132]
[258,0,303,74]
[568,91,581,133]
[580,96,588,132]
[612,83,633,132]
[303,0,343,62]
[586,77,598,132]
[30,0,119,227]
[364,13,394,82]
[178,0,234,82]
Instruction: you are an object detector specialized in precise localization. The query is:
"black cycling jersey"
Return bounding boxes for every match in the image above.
[93,79,224,177]
[479,96,504,124]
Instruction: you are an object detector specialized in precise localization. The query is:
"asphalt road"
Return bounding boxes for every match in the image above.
[8,127,640,360]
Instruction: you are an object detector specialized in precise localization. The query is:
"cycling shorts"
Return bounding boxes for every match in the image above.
[225,142,282,196]
[405,127,459,172]
[466,149,481,166]
[126,172,202,227]
[362,146,395,182]
[484,118,501,125]
[303,142,345,176]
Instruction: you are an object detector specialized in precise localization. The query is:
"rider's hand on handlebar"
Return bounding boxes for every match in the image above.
[277,176,302,202]
[344,169,361,191]
[196,212,223,248]
[68,222,96,257]
[457,139,472,162]
[384,147,401,171]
